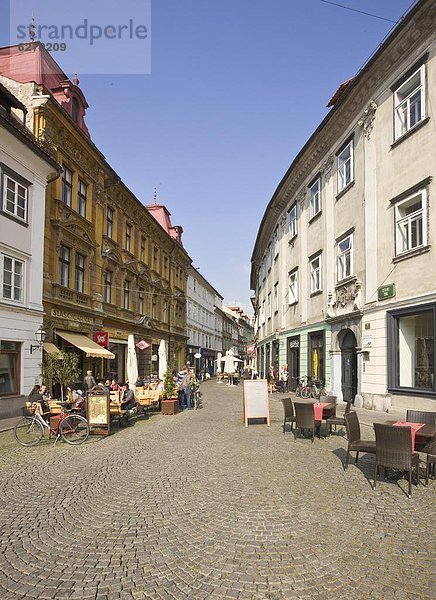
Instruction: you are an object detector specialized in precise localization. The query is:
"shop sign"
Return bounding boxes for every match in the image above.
[247,344,255,355]
[51,308,93,324]
[94,331,109,347]
[136,339,150,350]
[378,284,396,301]
[289,339,300,349]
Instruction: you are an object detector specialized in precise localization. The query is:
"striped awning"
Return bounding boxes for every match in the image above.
[56,331,115,359]
[43,342,61,354]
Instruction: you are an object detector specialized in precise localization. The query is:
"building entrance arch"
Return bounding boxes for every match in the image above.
[339,329,357,402]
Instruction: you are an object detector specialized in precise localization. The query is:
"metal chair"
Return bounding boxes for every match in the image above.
[294,402,321,443]
[325,401,352,435]
[344,411,376,469]
[281,397,296,433]
[373,423,420,498]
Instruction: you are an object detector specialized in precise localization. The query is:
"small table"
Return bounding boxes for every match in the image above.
[392,421,425,452]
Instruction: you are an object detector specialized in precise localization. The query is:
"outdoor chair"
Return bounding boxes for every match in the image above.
[344,411,376,469]
[406,410,436,425]
[420,433,436,486]
[319,394,337,421]
[325,400,352,435]
[294,402,321,443]
[281,397,296,433]
[373,423,420,498]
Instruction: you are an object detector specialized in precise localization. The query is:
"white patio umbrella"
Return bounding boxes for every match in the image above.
[126,334,139,390]
[158,339,167,381]
[224,349,236,374]
[216,352,222,373]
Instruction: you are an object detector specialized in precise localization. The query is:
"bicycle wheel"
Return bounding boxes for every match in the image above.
[14,416,44,446]
[59,414,90,445]
[300,386,311,399]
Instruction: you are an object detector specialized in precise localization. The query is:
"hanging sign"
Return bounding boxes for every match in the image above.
[94,331,109,347]
[136,339,150,350]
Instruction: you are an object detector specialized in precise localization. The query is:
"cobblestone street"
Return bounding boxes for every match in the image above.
[0,382,434,600]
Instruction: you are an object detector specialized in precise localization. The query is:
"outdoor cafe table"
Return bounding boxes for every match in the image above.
[293,398,336,420]
[382,421,436,452]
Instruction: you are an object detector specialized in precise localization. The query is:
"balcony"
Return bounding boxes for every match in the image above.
[52,284,91,307]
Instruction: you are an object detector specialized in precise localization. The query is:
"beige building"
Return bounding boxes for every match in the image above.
[251,0,435,410]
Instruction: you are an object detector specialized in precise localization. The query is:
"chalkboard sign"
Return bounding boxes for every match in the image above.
[243,380,270,427]
[86,391,110,436]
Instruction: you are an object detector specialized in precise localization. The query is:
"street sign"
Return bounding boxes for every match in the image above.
[378,284,396,301]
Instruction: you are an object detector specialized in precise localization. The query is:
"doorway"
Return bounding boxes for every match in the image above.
[286,336,300,391]
[340,329,357,402]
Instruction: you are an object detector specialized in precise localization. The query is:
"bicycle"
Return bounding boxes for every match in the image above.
[295,377,311,398]
[14,403,90,447]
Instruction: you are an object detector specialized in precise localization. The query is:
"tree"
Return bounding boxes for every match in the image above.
[41,351,80,400]
[163,360,178,399]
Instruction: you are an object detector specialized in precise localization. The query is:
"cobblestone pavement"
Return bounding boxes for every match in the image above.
[0,383,434,600]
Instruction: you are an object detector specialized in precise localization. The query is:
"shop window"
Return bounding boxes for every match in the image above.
[308,331,324,382]
[0,341,20,395]
[388,305,435,393]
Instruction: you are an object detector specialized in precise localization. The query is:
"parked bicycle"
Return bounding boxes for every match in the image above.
[14,403,90,447]
[295,377,326,399]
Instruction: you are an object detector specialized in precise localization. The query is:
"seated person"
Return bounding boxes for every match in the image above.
[28,385,50,419]
[110,379,120,391]
[120,383,137,414]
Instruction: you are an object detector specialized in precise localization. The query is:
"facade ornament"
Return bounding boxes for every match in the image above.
[326,291,335,318]
[279,213,287,233]
[357,100,378,139]
[321,154,334,181]
[352,278,362,310]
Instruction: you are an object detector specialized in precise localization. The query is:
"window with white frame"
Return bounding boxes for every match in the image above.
[395,189,427,255]
[274,282,278,312]
[3,174,28,222]
[394,65,425,140]
[310,254,322,294]
[1,254,24,302]
[309,177,321,218]
[267,292,272,319]
[273,227,279,258]
[288,204,297,238]
[337,234,353,281]
[267,244,272,271]
[337,140,353,193]
[288,269,298,304]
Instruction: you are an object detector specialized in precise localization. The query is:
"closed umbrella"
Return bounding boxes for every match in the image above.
[158,339,167,381]
[224,350,236,374]
[127,334,139,391]
[216,352,222,373]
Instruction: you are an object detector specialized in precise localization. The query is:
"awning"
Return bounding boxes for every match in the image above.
[43,342,61,354]
[57,331,115,359]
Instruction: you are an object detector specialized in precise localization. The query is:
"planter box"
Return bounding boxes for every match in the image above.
[161,398,180,415]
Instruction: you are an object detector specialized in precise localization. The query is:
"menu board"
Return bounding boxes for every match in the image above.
[243,380,270,427]
[86,392,110,435]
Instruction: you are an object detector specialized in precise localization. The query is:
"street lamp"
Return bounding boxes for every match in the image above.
[30,325,46,354]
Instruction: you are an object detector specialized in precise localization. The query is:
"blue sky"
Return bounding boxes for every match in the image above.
[3,0,415,312]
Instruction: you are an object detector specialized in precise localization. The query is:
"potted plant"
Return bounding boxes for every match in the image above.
[41,351,80,401]
[161,361,180,415]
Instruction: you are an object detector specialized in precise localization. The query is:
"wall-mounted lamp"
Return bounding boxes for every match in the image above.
[30,325,46,354]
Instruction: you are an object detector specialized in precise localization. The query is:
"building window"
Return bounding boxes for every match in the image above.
[75,253,85,293]
[394,65,425,140]
[266,244,272,271]
[309,331,324,382]
[337,140,353,192]
[274,282,278,313]
[163,256,169,279]
[123,280,130,310]
[267,292,272,319]
[104,270,112,303]
[58,245,70,288]
[152,295,157,319]
[153,246,159,272]
[395,189,427,255]
[71,96,79,123]
[3,174,28,222]
[62,167,72,207]
[273,227,279,258]
[1,255,23,302]
[0,341,20,396]
[261,300,266,324]
[139,288,145,315]
[388,305,435,393]
[162,299,168,323]
[309,177,321,219]
[310,254,322,293]
[337,234,353,281]
[288,204,297,239]
[125,223,132,253]
[78,179,87,218]
[288,269,298,304]
[140,236,146,262]
[106,207,114,238]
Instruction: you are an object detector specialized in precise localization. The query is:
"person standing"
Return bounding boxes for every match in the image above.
[83,370,97,391]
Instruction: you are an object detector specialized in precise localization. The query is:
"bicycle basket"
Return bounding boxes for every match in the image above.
[22,404,35,416]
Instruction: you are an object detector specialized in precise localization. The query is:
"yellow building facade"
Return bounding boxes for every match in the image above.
[0,42,190,382]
